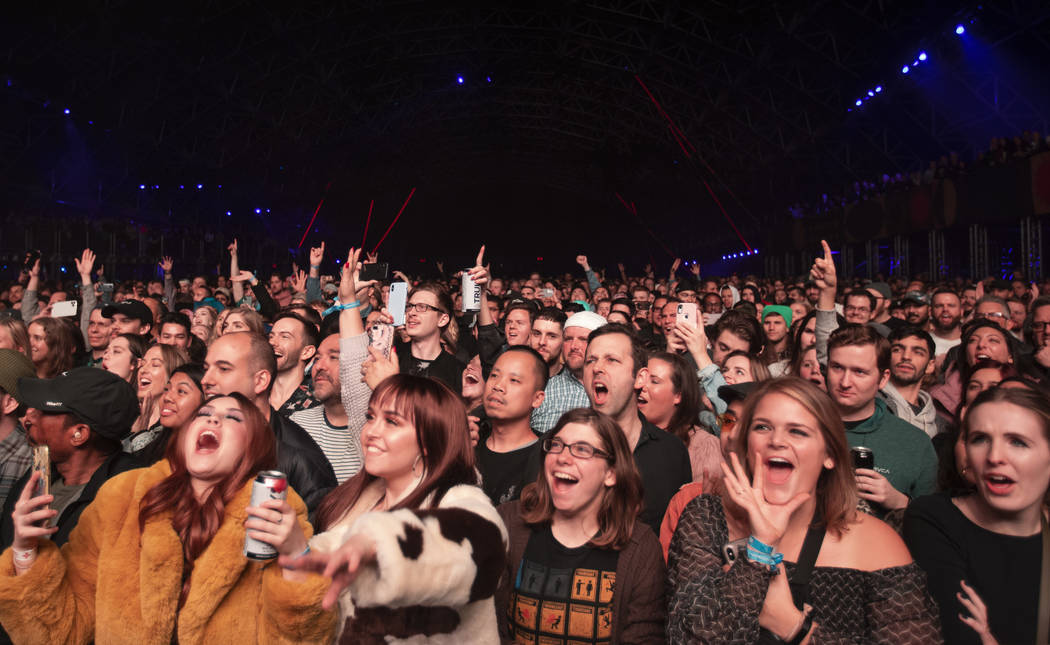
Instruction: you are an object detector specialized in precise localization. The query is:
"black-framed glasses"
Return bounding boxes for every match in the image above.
[542,437,610,460]
[407,302,445,315]
[1032,321,1050,332]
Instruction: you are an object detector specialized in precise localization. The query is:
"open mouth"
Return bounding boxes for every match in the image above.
[196,430,219,453]
[984,473,1015,495]
[551,471,579,493]
[765,457,795,485]
[592,383,609,405]
[464,372,480,385]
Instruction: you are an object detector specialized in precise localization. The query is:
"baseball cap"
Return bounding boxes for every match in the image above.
[866,282,891,300]
[564,311,607,332]
[902,291,929,305]
[18,367,140,441]
[0,349,35,400]
[718,382,759,405]
[102,299,154,327]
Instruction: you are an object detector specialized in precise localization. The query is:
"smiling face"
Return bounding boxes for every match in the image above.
[745,391,835,505]
[160,371,204,430]
[87,308,112,351]
[966,327,1011,365]
[721,354,754,385]
[461,355,484,402]
[637,357,679,429]
[545,422,615,520]
[182,397,252,484]
[966,400,1050,517]
[27,322,48,364]
[138,345,169,399]
[362,394,422,486]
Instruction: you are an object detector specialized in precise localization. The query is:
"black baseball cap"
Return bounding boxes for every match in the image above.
[19,367,140,441]
[902,291,929,305]
[718,382,759,405]
[102,299,154,327]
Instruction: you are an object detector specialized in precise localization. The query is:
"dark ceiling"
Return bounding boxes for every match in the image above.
[2,1,1048,272]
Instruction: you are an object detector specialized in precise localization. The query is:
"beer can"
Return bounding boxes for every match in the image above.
[851,446,874,470]
[244,470,288,560]
[461,270,481,312]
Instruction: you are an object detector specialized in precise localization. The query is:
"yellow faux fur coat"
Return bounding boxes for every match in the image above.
[0,461,337,644]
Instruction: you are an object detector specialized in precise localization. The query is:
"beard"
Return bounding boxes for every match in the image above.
[891,364,927,386]
[932,315,961,334]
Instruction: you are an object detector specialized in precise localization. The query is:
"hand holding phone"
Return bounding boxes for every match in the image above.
[51,300,78,318]
[388,282,408,327]
[676,303,699,328]
[368,323,395,357]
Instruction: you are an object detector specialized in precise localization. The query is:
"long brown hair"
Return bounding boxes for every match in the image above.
[732,377,858,537]
[139,393,276,606]
[29,317,76,378]
[314,374,477,531]
[519,408,643,550]
[0,317,30,357]
[647,352,701,444]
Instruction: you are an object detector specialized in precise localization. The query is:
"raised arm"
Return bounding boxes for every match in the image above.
[810,240,840,366]
[229,239,244,304]
[75,249,97,340]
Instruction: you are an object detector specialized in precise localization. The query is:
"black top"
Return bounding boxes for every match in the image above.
[632,414,692,534]
[475,432,543,506]
[507,525,620,644]
[269,408,337,516]
[903,492,1042,645]
[396,343,467,393]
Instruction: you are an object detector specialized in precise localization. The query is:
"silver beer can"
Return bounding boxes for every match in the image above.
[461,270,481,311]
[244,470,288,560]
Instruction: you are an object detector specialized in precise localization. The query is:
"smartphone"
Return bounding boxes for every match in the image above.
[360,262,389,282]
[676,302,699,328]
[368,323,395,357]
[51,300,78,318]
[32,445,50,527]
[540,288,555,299]
[23,250,41,272]
[100,283,114,294]
[388,282,409,327]
[721,538,748,564]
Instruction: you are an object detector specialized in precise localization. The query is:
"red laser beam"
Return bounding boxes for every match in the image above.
[703,180,751,251]
[297,182,332,249]
[361,199,374,248]
[371,187,416,256]
[614,192,676,258]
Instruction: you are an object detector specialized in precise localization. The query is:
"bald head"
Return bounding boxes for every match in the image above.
[202,332,277,411]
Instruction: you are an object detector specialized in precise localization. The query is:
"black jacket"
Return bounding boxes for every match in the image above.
[269,407,337,515]
[0,450,143,549]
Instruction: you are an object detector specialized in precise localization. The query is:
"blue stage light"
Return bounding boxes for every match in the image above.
[196,184,203,190]
[855,99,862,106]
[486,76,492,83]
[225,211,231,216]
[63,108,70,115]
[139,184,146,190]
[875,86,882,93]
[254,208,261,214]
[955,25,965,35]
[918,52,927,61]
[867,90,874,97]
[456,76,464,84]
[902,65,910,74]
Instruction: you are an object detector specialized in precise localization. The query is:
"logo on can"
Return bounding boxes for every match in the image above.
[244,470,288,560]
[461,271,481,312]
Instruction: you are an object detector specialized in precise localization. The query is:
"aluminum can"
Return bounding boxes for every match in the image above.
[461,271,481,311]
[244,470,288,560]
[851,446,874,470]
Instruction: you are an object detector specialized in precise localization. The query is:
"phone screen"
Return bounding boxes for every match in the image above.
[389,282,408,327]
[51,300,78,318]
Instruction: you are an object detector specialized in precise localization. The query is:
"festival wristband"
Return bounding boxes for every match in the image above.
[322,300,361,317]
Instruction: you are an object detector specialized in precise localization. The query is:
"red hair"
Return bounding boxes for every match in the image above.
[314,374,477,531]
[139,393,276,606]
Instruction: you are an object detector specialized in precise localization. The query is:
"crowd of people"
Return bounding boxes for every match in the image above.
[0,236,1046,644]
[787,129,1050,219]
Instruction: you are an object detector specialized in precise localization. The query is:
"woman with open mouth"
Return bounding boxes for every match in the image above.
[126,343,190,453]
[904,386,1050,645]
[496,407,666,644]
[0,392,336,643]
[667,377,940,643]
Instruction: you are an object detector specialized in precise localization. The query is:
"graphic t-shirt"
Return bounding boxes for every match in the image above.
[508,526,619,644]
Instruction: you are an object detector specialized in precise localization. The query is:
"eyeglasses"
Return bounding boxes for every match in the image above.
[1032,321,1050,332]
[542,437,610,460]
[406,302,445,315]
[975,311,1006,320]
[717,412,738,432]
[844,305,871,314]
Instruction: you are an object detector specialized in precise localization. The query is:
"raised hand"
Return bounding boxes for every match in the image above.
[361,345,399,389]
[227,238,238,256]
[159,256,173,273]
[810,239,837,291]
[230,270,254,283]
[366,252,378,264]
[466,246,489,287]
[689,263,701,277]
[576,255,590,270]
[671,258,682,275]
[392,270,410,284]
[74,249,96,281]
[290,270,308,294]
[720,452,811,547]
[310,242,325,268]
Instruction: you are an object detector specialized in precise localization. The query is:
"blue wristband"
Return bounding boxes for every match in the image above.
[322,300,361,317]
[747,535,775,555]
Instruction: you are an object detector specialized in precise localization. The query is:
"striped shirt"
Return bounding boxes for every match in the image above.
[289,406,362,484]
[530,369,591,433]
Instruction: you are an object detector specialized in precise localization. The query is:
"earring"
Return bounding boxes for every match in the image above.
[74,432,82,439]
[411,453,423,478]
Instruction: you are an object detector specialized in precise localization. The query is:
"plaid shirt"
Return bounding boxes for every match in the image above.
[0,423,32,510]
[530,369,591,433]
